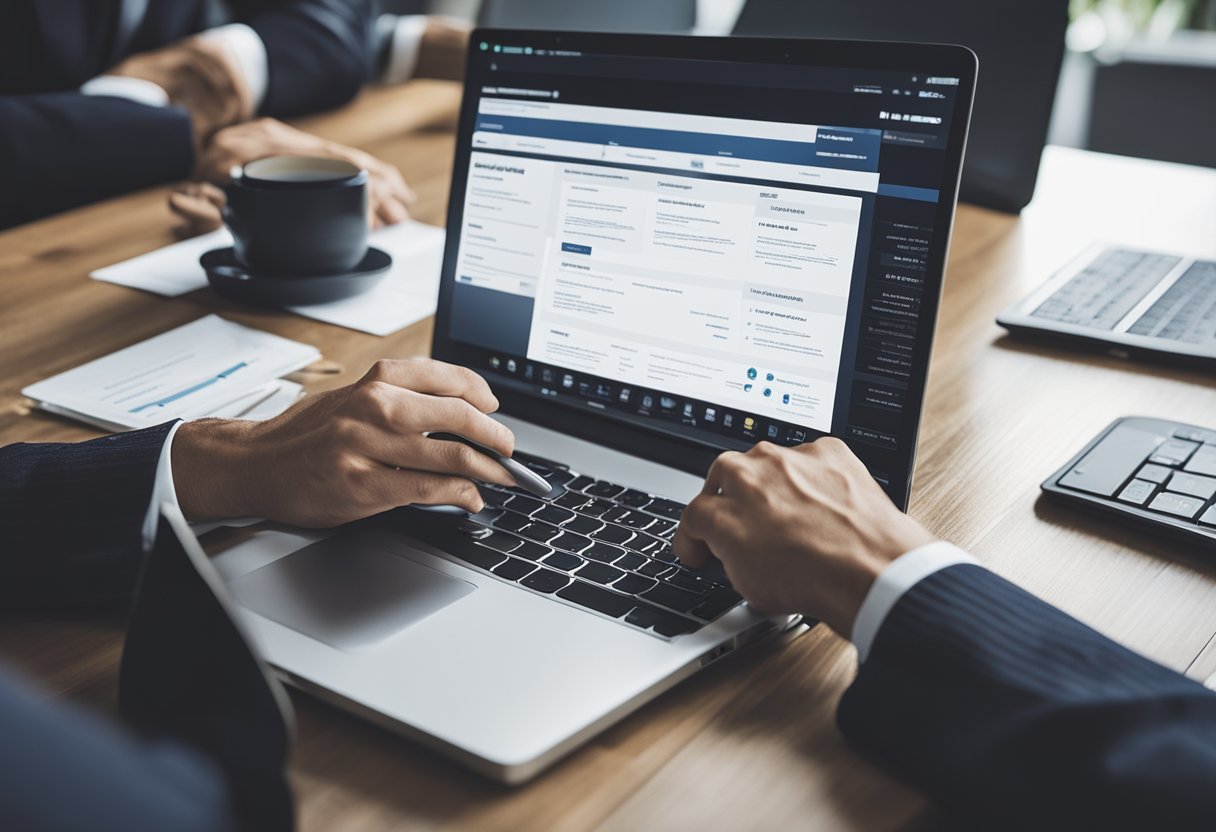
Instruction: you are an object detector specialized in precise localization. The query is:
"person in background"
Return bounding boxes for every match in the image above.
[673,438,1216,831]
[0,1,467,231]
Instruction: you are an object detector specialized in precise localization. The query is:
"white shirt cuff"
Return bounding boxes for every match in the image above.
[199,23,269,113]
[142,421,185,551]
[80,75,170,108]
[850,541,979,663]
[380,15,429,85]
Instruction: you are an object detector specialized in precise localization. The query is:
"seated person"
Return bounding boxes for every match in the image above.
[3,366,1213,828]
[0,1,465,230]
[672,439,1216,830]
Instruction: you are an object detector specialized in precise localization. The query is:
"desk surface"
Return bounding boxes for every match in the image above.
[1,81,1214,831]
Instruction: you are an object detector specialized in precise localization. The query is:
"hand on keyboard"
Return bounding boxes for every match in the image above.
[673,438,935,637]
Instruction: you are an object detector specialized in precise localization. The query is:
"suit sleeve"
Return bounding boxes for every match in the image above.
[837,564,1216,831]
[235,0,375,117]
[0,422,176,611]
[0,94,193,229]
[0,664,236,832]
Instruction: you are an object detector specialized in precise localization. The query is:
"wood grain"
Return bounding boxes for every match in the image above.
[1,81,1214,831]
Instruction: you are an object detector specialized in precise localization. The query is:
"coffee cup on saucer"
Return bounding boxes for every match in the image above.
[200,156,393,306]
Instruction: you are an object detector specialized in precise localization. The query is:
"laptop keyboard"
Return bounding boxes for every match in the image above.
[1125,260,1216,344]
[399,451,743,639]
[1030,248,1181,330]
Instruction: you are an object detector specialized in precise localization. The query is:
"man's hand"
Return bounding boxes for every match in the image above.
[170,359,516,527]
[673,439,936,637]
[179,118,416,229]
[109,36,252,146]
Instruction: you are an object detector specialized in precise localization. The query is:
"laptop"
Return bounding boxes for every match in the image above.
[997,244,1216,367]
[733,0,1067,214]
[217,30,976,783]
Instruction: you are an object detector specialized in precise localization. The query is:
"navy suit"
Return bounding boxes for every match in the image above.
[3,427,1216,828]
[0,0,375,229]
[840,564,1216,830]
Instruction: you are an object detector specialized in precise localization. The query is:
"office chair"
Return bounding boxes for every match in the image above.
[733,0,1069,213]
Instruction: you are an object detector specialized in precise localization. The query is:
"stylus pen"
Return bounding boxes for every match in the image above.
[427,432,553,498]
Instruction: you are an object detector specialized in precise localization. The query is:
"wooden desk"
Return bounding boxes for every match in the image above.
[2,81,1214,831]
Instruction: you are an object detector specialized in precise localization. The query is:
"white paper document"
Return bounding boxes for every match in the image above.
[23,315,319,431]
[91,221,447,336]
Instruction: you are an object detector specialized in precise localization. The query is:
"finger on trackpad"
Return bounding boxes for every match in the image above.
[228,535,474,651]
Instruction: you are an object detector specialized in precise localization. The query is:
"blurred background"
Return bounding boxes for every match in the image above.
[383,0,1216,168]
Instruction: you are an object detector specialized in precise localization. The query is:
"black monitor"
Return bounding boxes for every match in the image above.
[434,31,976,507]
[734,0,1068,213]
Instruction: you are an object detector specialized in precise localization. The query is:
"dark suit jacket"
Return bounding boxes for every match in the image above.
[839,563,1216,830]
[0,0,375,229]
[0,422,246,830]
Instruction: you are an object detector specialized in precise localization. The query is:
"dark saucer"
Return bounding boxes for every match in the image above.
[200,246,392,306]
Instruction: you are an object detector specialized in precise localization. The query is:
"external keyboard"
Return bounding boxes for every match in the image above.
[395,451,744,639]
[1042,416,1216,547]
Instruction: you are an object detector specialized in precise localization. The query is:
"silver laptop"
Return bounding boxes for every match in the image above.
[216,31,976,783]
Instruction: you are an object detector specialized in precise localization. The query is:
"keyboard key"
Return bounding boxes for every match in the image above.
[465,507,504,526]
[477,531,523,553]
[637,559,674,578]
[583,542,624,563]
[1154,439,1200,465]
[625,603,701,637]
[1175,427,1216,444]
[578,498,616,518]
[542,551,585,571]
[640,583,703,613]
[614,552,647,571]
[643,498,686,520]
[566,475,596,492]
[613,573,658,595]
[629,532,666,556]
[513,540,552,561]
[1147,492,1205,519]
[617,489,653,508]
[1060,425,1165,497]
[452,544,507,571]
[549,531,592,553]
[665,569,711,595]
[493,557,537,581]
[493,510,532,534]
[1116,479,1155,506]
[1184,445,1216,477]
[647,518,677,536]
[540,469,576,487]
[1167,472,1216,501]
[592,524,635,545]
[563,515,604,535]
[533,505,576,525]
[691,588,743,621]
[520,521,560,543]
[584,480,626,498]
[553,491,592,511]
[520,568,570,594]
[611,509,657,530]
[1199,505,1216,527]
[506,494,545,515]
[577,562,625,585]
[1135,463,1172,484]
[477,485,514,509]
[556,581,635,618]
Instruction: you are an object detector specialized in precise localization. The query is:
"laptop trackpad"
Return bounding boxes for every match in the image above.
[228,535,475,652]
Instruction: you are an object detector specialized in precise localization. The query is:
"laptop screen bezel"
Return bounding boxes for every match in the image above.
[432,30,977,509]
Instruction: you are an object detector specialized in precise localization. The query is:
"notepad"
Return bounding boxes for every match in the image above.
[23,316,319,431]
[91,221,447,336]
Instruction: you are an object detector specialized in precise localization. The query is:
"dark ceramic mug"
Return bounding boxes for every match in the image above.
[224,156,368,276]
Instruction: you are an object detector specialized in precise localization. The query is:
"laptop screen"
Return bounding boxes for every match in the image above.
[434,31,974,500]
